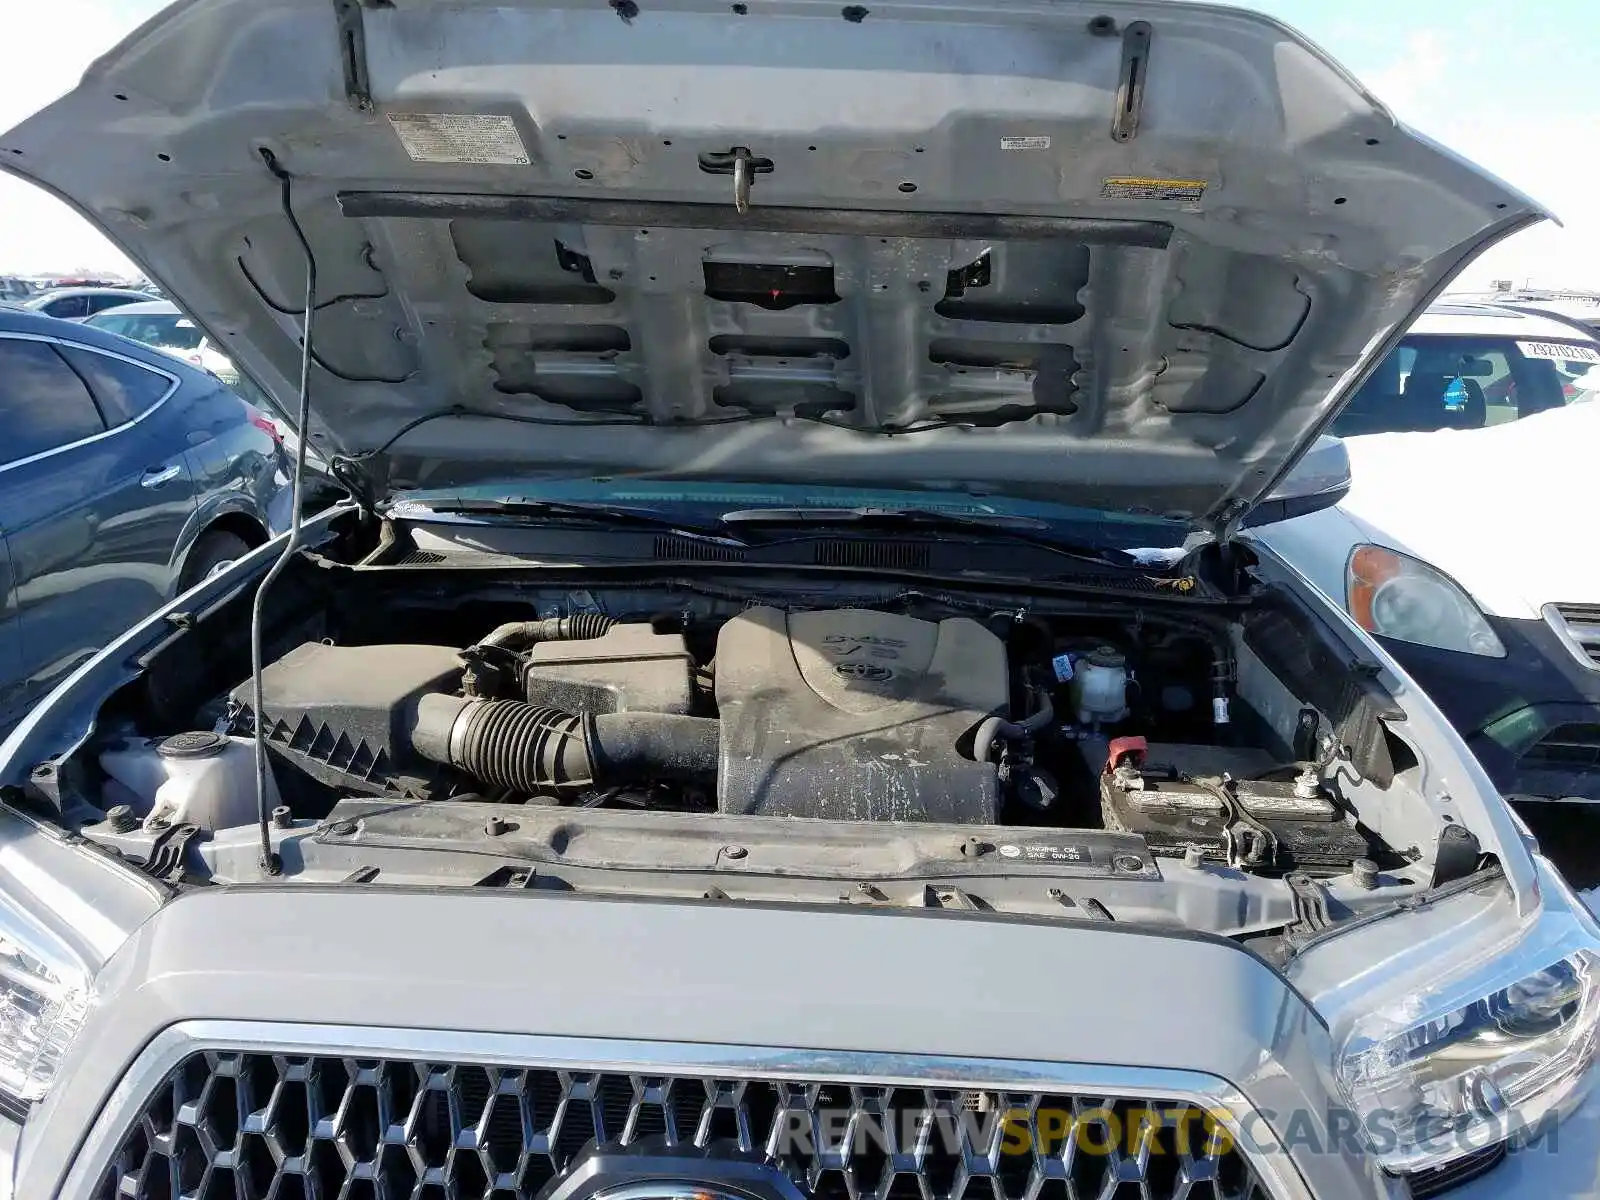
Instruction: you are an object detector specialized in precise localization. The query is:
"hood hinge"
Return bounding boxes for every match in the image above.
[328,455,383,517]
[1209,499,1251,545]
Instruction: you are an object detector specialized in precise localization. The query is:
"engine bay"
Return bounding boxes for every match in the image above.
[53,521,1482,954]
[182,602,1371,880]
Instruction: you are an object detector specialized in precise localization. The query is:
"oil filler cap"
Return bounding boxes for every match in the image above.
[156,730,228,759]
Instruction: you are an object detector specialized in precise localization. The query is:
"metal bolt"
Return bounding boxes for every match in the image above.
[1183,845,1204,869]
[722,844,748,860]
[485,815,509,837]
[271,805,293,829]
[1114,853,1146,873]
[329,818,358,836]
[1351,858,1379,890]
[106,804,138,833]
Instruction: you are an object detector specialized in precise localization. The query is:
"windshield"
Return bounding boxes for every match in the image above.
[1332,331,1600,437]
[394,480,1191,553]
[87,311,203,350]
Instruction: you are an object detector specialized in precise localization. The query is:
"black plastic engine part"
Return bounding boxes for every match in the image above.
[520,622,694,714]
[477,612,614,650]
[410,694,718,794]
[232,642,465,797]
[715,607,1008,822]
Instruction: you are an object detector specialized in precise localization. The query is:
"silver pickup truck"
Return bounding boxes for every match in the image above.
[2,2,1598,1198]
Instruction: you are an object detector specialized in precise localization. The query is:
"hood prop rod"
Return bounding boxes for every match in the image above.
[250,147,318,877]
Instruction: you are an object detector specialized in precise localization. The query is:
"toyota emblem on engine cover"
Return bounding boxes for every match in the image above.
[833,661,893,681]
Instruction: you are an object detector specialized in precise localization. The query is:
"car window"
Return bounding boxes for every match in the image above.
[89,312,204,351]
[55,344,173,427]
[87,294,139,314]
[42,294,89,319]
[1332,333,1600,436]
[0,337,107,462]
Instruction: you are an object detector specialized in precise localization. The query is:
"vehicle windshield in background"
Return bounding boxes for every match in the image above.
[1332,333,1600,436]
[87,311,204,351]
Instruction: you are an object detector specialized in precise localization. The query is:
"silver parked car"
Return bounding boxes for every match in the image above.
[20,286,152,322]
[1,3,1597,1199]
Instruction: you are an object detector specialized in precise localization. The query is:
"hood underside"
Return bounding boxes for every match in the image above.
[0,0,1544,524]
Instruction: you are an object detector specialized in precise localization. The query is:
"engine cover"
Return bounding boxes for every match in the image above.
[715,607,1007,822]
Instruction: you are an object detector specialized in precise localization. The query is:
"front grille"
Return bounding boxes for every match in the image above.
[96,1052,1275,1200]
[1513,722,1600,801]
[1407,1141,1507,1198]
[1552,602,1600,667]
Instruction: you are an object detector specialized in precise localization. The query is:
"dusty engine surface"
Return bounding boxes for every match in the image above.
[233,607,1008,823]
[715,607,1008,822]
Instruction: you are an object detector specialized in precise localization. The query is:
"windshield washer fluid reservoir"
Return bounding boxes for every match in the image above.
[100,731,278,830]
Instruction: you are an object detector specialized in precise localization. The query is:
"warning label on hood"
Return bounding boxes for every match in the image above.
[387,113,529,166]
[1101,175,1207,203]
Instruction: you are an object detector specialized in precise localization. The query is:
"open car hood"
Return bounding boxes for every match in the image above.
[1,0,1545,528]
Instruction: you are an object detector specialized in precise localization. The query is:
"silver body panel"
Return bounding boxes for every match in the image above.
[22,885,1354,1198]
[0,0,1544,524]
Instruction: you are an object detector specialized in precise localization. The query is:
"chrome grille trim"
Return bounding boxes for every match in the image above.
[64,1022,1311,1200]
[1545,602,1600,672]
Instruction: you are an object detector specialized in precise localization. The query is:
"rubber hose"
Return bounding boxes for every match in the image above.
[590,712,720,783]
[411,694,717,793]
[973,692,1055,764]
[478,612,614,651]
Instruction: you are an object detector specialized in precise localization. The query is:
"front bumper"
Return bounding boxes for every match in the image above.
[1446,1083,1600,1199]
[1379,613,1600,800]
[3,885,1596,1200]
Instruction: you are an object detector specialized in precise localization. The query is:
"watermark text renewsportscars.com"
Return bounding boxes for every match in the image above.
[756,1101,1561,1163]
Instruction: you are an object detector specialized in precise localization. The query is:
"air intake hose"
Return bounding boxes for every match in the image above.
[476,613,614,652]
[411,694,718,793]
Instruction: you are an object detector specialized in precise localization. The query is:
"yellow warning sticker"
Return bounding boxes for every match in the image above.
[1101,176,1207,203]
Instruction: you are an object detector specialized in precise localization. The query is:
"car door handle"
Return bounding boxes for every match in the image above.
[140,464,183,488]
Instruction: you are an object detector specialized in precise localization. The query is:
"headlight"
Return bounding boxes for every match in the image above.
[1346,544,1505,656]
[1333,874,1600,1173]
[0,897,91,1106]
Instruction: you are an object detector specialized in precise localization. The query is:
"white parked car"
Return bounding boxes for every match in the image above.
[83,298,240,382]
[1254,303,1600,804]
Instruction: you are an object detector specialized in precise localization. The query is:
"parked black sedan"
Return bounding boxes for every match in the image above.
[0,308,288,733]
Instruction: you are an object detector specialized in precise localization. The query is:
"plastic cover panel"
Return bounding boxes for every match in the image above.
[715,608,1007,822]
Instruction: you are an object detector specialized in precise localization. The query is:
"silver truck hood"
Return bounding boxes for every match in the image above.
[0,0,1544,524]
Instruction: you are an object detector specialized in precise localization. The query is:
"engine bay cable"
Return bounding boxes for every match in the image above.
[249,148,318,877]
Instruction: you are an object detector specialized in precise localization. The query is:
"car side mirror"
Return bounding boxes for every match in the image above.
[1240,435,1352,528]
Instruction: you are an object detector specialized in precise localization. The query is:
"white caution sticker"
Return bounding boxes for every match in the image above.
[1518,339,1600,364]
[1000,135,1051,151]
[387,112,529,165]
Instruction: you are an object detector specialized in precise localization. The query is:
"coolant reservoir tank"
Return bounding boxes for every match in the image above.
[1070,646,1129,725]
[100,731,278,831]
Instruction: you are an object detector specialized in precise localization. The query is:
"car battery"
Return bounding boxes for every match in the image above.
[1077,737,1370,870]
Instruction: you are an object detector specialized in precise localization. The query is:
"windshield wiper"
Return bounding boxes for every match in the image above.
[396,497,744,542]
[719,507,1141,567]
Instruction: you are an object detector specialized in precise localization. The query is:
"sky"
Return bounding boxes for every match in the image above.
[1,0,1596,289]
